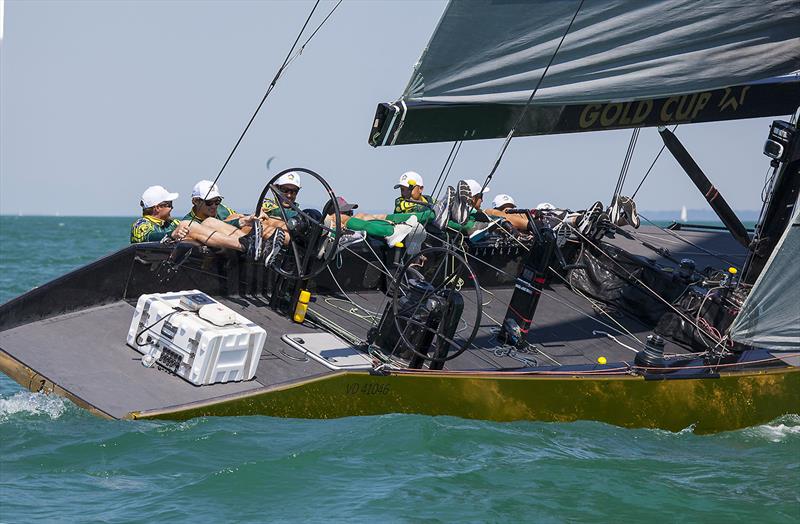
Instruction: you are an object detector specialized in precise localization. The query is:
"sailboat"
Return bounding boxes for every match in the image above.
[0,0,798,433]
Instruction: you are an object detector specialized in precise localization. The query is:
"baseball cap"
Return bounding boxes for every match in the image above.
[492,194,516,209]
[274,171,302,188]
[323,196,359,216]
[394,171,424,189]
[191,180,222,200]
[141,185,179,208]
[464,179,489,196]
[536,202,556,210]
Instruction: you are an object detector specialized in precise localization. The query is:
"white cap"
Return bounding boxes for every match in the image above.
[141,185,179,208]
[492,194,516,209]
[465,179,489,196]
[536,202,556,210]
[274,171,302,188]
[394,171,424,188]
[191,180,222,200]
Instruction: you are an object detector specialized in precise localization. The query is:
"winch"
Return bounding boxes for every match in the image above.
[370,278,464,370]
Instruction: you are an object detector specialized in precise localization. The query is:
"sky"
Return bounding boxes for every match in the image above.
[0,0,793,218]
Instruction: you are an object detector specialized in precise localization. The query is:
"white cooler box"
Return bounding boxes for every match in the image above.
[126,290,266,385]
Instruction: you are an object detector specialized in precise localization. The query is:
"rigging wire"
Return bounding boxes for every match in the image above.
[201,0,322,202]
[174,0,341,249]
[480,0,585,194]
[630,124,678,199]
[611,128,640,204]
[431,141,462,200]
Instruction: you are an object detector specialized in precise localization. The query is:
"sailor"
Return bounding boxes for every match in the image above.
[185,180,256,229]
[483,193,530,232]
[393,171,436,213]
[463,179,488,211]
[492,193,516,212]
[315,170,449,248]
[131,185,258,255]
[261,171,302,219]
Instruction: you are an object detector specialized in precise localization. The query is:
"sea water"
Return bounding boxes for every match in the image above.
[1,216,798,522]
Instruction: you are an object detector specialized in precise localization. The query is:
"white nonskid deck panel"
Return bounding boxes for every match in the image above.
[282,333,373,370]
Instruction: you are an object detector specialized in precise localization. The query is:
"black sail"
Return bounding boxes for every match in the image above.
[370,0,800,147]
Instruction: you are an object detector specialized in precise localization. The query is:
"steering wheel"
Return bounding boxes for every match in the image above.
[389,246,482,363]
[253,167,342,280]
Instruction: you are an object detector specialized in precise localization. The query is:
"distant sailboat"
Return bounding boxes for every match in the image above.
[680,205,688,222]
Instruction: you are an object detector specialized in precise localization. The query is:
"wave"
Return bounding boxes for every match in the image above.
[741,414,800,443]
[0,391,69,421]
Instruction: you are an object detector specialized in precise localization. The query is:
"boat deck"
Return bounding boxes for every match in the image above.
[0,225,750,419]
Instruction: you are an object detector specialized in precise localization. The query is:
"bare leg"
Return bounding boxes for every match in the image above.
[354,213,386,221]
[181,221,244,251]
[199,217,244,237]
[259,217,291,245]
[484,209,529,231]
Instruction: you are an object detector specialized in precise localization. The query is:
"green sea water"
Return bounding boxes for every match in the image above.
[1,216,798,522]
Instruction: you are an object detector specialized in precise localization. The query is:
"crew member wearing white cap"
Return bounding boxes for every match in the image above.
[463,179,489,210]
[130,185,255,253]
[184,180,254,229]
[261,171,303,218]
[484,193,529,231]
[393,171,436,213]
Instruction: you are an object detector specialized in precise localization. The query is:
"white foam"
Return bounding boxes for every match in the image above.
[0,391,68,421]
[743,415,800,442]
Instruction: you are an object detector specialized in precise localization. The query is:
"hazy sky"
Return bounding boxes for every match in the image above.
[0,0,792,217]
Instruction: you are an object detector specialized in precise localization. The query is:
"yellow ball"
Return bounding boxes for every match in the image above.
[597,356,607,365]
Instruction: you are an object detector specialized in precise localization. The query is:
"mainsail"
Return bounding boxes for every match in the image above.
[370,0,800,146]
[729,203,800,351]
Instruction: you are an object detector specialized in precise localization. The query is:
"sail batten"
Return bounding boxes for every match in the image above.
[371,0,800,146]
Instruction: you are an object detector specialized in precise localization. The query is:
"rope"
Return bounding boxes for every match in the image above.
[562,220,725,349]
[388,352,800,376]
[480,0,585,194]
[636,213,741,268]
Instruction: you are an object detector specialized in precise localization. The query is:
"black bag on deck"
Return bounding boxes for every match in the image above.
[567,242,681,325]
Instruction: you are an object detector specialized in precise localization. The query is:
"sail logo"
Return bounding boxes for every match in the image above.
[577,87,752,130]
[718,86,750,112]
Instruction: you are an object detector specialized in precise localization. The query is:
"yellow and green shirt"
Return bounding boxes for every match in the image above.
[183,204,240,227]
[130,215,180,244]
[394,194,435,214]
[262,198,298,219]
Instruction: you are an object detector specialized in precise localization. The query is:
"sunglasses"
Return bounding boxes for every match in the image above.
[204,198,223,206]
[278,186,299,196]
[157,201,173,208]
